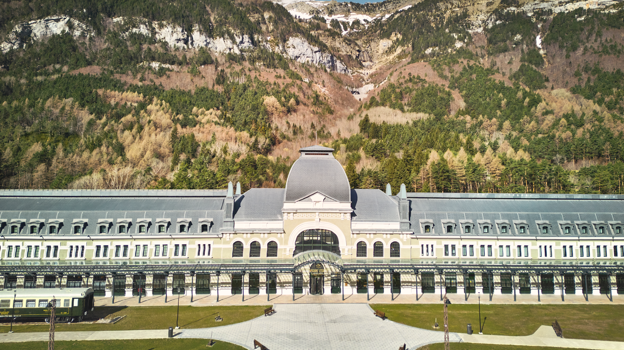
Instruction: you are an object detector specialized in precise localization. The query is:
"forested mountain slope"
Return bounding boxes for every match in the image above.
[0,0,623,194]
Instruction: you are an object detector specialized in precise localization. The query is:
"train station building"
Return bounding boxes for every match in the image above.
[1,145,624,301]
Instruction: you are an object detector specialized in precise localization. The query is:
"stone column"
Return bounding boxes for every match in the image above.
[591,272,601,296]
[82,274,90,289]
[105,273,114,298]
[456,273,465,295]
[166,273,173,297]
[125,274,133,297]
[145,274,154,297]
[60,275,68,288]
[36,275,45,289]
[574,272,583,295]
[16,275,25,288]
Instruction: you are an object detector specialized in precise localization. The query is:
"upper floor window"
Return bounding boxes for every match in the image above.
[464,226,471,234]
[158,225,166,233]
[73,226,82,234]
[356,242,367,257]
[29,226,38,234]
[118,225,126,234]
[519,226,526,234]
[232,242,244,257]
[373,242,383,257]
[11,225,19,234]
[267,241,278,257]
[581,226,588,234]
[99,225,107,234]
[390,242,400,258]
[49,226,57,234]
[179,224,187,233]
[424,225,431,233]
[541,226,549,234]
[249,241,261,257]
[483,226,490,234]
[616,226,622,234]
[598,226,605,234]
[446,225,453,233]
[201,224,209,233]
[564,226,571,234]
[139,225,146,233]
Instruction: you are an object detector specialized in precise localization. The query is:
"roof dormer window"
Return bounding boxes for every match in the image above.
[11,225,19,234]
[179,224,187,233]
[564,226,571,234]
[424,225,431,233]
[139,225,146,233]
[99,225,107,234]
[483,226,490,233]
[73,226,82,234]
[49,226,57,234]
[201,224,209,233]
[30,225,38,234]
[519,226,526,234]
[616,226,622,234]
[465,226,471,233]
[501,226,508,234]
[118,225,126,234]
[598,226,605,234]
[581,226,588,234]
[446,225,453,233]
[158,224,166,233]
[542,226,549,234]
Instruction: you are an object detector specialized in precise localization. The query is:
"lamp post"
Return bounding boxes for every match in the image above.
[9,290,16,333]
[478,292,482,334]
[175,287,181,329]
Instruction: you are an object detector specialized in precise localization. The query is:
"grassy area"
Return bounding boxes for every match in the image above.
[1,339,244,350]
[0,305,267,333]
[417,345,583,350]
[371,304,624,342]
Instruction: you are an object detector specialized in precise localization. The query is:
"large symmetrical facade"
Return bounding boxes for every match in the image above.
[1,145,624,300]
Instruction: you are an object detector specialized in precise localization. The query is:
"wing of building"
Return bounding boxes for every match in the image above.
[1,145,624,299]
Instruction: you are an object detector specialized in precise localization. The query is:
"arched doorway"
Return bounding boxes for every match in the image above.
[293,229,340,256]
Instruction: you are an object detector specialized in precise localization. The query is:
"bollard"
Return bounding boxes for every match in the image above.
[467,323,473,335]
[168,327,174,338]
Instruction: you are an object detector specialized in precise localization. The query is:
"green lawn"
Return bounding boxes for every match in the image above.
[371,304,624,342]
[0,305,267,333]
[417,345,583,350]
[1,339,244,350]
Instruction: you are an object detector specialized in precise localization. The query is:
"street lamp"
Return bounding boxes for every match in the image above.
[9,290,16,333]
[478,292,482,334]
[175,287,181,329]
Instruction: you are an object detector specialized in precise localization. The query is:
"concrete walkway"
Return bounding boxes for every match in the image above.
[179,303,462,350]
[461,326,624,350]
[0,329,167,342]
[95,292,622,307]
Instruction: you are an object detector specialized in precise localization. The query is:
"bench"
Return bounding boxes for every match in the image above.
[552,320,563,338]
[254,339,268,350]
[374,310,386,320]
[399,344,407,350]
[264,306,275,316]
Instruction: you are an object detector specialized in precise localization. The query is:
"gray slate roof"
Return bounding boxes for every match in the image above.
[351,189,399,222]
[284,154,351,202]
[408,193,624,236]
[234,189,284,221]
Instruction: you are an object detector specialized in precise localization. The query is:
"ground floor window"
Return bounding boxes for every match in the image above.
[44,275,56,288]
[331,274,341,294]
[196,274,211,295]
[172,274,185,295]
[541,274,554,294]
[564,274,576,294]
[113,275,125,296]
[357,273,368,294]
[249,273,260,295]
[422,272,435,293]
[67,275,82,288]
[293,273,303,294]
[132,275,146,296]
[4,276,17,289]
[599,274,610,295]
[392,273,401,294]
[267,273,277,294]
[373,273,384,294]
[445,273,457,294]
[482,273,492,294]
[582,274,593,294]
[500,273,512,294]
[519,273,531,294]
[231,274,243,295]
[465,273,475,294]
[24,275,36,289]
[617,274,624,295]
[93,275,106,296]
[152,274,167,296]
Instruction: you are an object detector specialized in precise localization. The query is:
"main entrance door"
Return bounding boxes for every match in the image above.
[310,262,324,295]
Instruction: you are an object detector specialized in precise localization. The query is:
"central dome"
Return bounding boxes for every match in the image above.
[284,145,351,202]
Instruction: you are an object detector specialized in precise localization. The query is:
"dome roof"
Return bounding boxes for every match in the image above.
[284,146,351,202]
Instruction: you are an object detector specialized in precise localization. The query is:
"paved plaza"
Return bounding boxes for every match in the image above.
[179,303,462,350]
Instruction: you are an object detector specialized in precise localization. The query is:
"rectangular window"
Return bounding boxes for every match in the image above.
[469,245,474,257]
[444,245,449,256]
[38,300,49,308]
[174,244,180,257]
[81,246,84,258]
[480,245,485,257]
[580,246,584,257]
[570,246,573,258]
[487,245,492,257]
[462,245,467,257]
[143,245,148,257]
[119,225,126,234]
[154,245,160,257]
[586,246,590,257]
[14,246,20,258]
[63,299,70,307]
[603,246,607,258]
[597,247,601,258]
[506,245,511,257]
[158,225,166,233]
[483,226,489,233]
[103,245,109,257]
[69,246,73,258]
[539,245,542,258]
[135,245,140,257]
[499,246,503,257]
[99,226,107,234]
[123,245,128,257]
[46,246,51,258]
[162,244,168,257]
[34,246,39,258]
[524,245,528,257]
[115,245,121,258]
[52,246,58,258]
[0,300,10,307]
[563,246,567,257]
[95,245,101,258]
[26,300,36,307]
[27,246,32,258]
[549,246,552,258]
[517,245,522,257]
[181,244,187,256]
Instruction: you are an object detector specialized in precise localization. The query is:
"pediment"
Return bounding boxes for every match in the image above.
[296,191,339,203]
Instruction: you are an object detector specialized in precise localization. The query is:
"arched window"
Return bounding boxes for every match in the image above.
[373,242,383,257]
[267,241,278,257]
[232,242,243,257]
[356,242,367,257]
[249,241,261,257]
[390,242,400,258]
[293,229,340,256]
